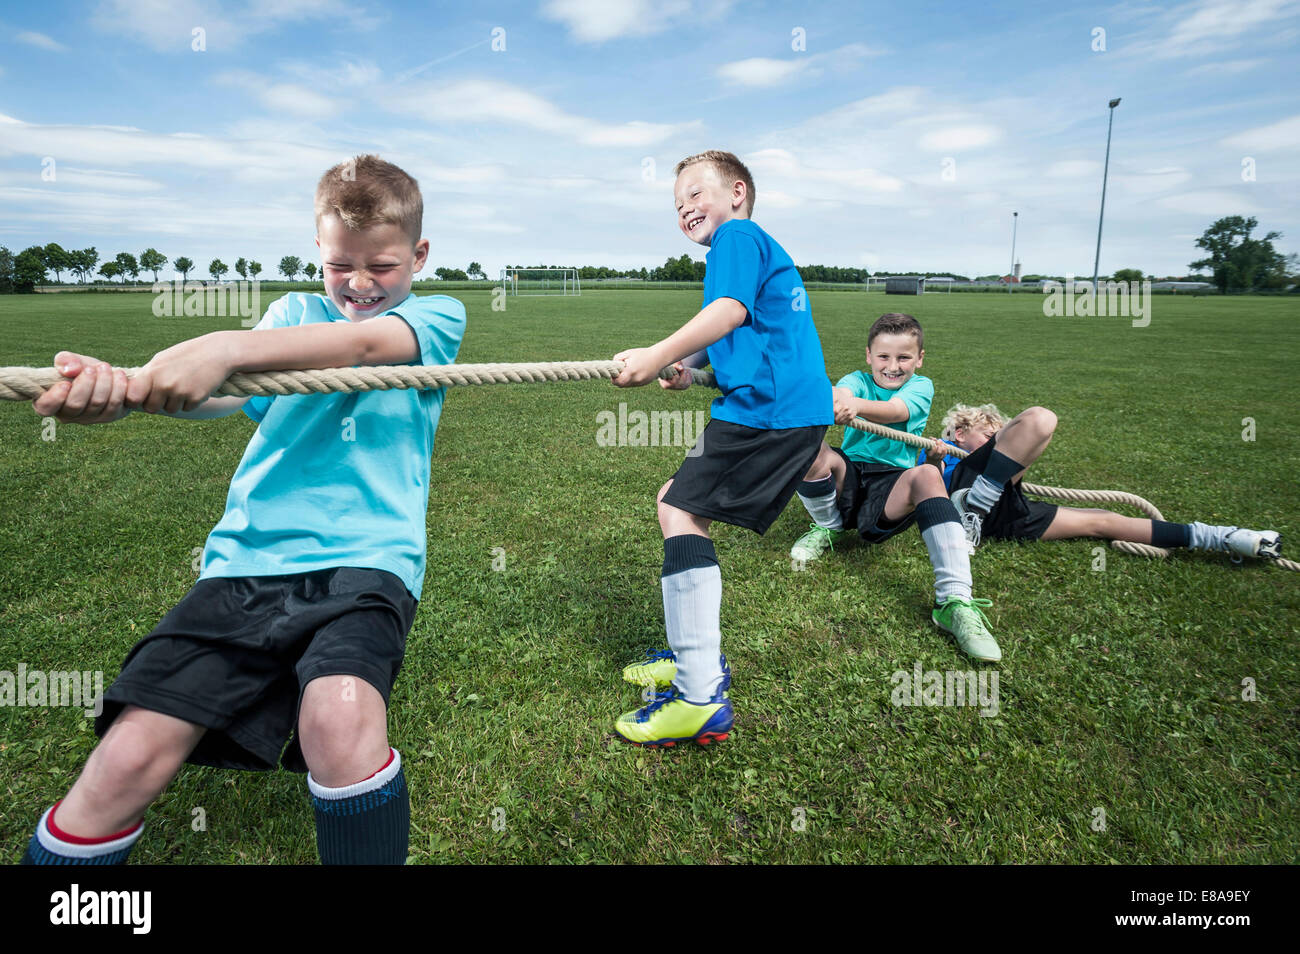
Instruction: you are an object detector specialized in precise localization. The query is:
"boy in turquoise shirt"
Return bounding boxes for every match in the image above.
[789,313,1001,662]
[22,155,463,865]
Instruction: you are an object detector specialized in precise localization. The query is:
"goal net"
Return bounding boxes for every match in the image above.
[500,267,581,296]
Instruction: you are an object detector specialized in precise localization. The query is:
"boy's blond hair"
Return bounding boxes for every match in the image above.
[940,403,1009,440]
[674,150,756,217]
[315,154,423,244]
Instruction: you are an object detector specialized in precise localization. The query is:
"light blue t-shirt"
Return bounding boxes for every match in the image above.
[200,292,466,599]
[836,370,933,469]
[702,219,832,429]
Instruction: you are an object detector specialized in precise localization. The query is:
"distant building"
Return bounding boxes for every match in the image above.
[886,276,924,295]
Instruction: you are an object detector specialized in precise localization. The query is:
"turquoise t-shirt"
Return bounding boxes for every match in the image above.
[836,370,933,469]
[200,292,466,599]
[702,219,832,429]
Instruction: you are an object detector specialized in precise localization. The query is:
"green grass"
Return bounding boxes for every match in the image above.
[1,289,1297,864]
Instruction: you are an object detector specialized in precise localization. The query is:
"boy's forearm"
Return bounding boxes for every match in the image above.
[161,396,249,420]
[209,318,417,376]
[853,397,909,424]
[651,298,746,368]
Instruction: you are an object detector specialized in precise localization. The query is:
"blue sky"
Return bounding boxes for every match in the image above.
[1,0,1297,280]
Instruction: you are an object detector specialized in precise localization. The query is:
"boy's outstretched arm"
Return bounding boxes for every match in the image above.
[612,297,746,388]
[834,387,909,425]
[127,317,419,414]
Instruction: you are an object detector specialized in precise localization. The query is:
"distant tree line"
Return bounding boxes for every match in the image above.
[3,218,1293,293]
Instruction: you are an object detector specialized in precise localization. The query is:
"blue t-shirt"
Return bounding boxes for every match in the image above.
[200,292,466,599]
[916,438,962,488]
[702,219,832,429]
[836,370,934,468]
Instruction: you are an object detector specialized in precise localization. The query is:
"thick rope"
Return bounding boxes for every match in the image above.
[3,361,1287,570]
[843,415,1297,571]
[0,361,716,401]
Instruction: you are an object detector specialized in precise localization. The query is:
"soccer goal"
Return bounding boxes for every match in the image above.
[500,267,581,296]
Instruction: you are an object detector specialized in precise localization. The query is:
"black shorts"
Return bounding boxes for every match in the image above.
[661,419,828,534]
[948,440,1059,541]
[95,567,418,773]
[833,448,919,543]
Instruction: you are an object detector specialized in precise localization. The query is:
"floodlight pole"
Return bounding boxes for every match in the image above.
[1008,211,1018,294]
[1092,98,1121,294]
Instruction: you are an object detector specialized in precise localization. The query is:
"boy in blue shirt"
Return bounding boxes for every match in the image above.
[611,150,833,746]
[22,155,464,865]
[788,314,1001,662]
[924,403,1281,558]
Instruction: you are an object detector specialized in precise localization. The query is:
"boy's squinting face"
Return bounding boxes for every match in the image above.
[317,215,429,321]
[866,332,923,390]
[954,424,998,453]
[674,163,744,247]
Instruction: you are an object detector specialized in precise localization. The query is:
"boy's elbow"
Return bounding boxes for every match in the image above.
[726,299,748,329]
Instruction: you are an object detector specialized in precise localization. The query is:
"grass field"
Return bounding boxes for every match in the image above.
[1,289,1297,864]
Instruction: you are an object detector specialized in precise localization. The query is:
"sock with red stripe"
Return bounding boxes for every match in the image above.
[21,802,143,865]
[308,747,409,865]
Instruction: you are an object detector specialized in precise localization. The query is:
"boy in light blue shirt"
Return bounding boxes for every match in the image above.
[789,313,1001,662]
[22,155,463,865]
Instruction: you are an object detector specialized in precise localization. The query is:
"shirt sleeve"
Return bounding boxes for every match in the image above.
[384,295,467,367]
[241,294,298,424]
[704,229,762,317]
[897,375,934,432]
[835,371,869,398]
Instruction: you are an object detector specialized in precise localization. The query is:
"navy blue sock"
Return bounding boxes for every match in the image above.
[662,534,718,576]
[21,804,142,865]
[982,449,1023,487]
[1151,520,1192,549]
[309,748,410,865]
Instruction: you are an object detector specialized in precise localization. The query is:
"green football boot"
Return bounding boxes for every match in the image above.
[621,650,730,693]
[790,523,849,563]
[613,686,733,747]
[932,596,1001,662]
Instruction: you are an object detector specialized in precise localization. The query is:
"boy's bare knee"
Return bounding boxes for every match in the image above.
[84,718,190,800]
[299,677,388,784]
[1026,406,1058,436]
[913,466,946,499]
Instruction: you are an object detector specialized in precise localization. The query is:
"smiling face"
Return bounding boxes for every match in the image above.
[866,331,924,390]
[674,162,747,247]
[316,214,429,321]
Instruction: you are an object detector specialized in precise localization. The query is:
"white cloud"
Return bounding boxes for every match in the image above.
[1157,189,1263,216]
[1114,167,1194,195]
[91,0,353,53]
[397,79,699,147]
[1184,58,1266,75]
[716,43,880,88]
[917,125,1001,152]
[1147,0,1300,57]
[18,31,67,52]
[215,72,337,119]
[1220,114,1300,151]
[540,0,693,43]
[717,57,808,88]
